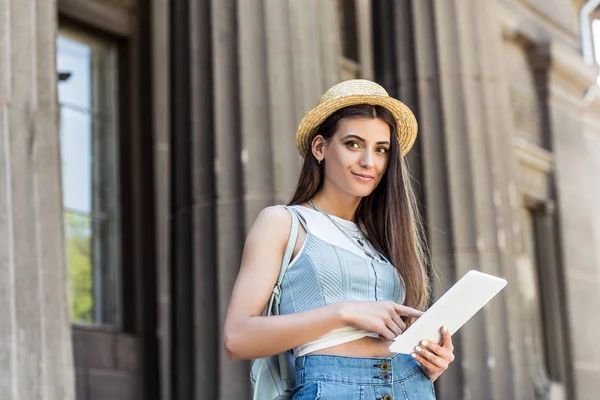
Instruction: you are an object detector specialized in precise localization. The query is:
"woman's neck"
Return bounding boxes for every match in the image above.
[310,189,361,221]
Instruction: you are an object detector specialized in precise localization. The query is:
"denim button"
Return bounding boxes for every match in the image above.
[380,362,390,372]
[383,395,393,400]
[382,373,390,381]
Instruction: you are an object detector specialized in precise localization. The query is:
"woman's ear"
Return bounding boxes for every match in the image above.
[311,135,326,163]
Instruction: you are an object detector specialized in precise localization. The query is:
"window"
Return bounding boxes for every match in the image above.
[517,200,569,398]
[337,0,374,80]
[338,0,359,62]
[57,28,121,326]
[338,0,360,80]
[520,207,552,399]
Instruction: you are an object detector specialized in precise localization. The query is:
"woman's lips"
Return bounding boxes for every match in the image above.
[352,172,375,182]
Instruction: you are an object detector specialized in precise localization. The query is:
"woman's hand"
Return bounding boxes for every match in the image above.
[411,326,455,382]
[338,301,424,340]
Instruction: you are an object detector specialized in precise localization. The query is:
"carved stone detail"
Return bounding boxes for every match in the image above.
[514,137,553,201]
[511,89,543,145]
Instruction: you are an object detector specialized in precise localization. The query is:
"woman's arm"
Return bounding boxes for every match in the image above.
[223,206,346,360]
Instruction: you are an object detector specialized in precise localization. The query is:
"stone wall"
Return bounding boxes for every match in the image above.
[0,0,75,399]
[500,1,600,398]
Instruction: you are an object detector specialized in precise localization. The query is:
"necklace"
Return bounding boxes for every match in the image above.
[307,199,378,260]
[335,218,362,240]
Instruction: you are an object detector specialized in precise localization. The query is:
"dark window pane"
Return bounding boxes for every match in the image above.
[338,0,359,62]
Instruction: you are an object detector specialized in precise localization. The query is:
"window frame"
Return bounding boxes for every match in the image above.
[57,25,124,327]
[57,1,159,398]
[514,138,572,397]
[56,10,147,336]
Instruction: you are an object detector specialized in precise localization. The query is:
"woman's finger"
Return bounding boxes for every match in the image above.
[385,317,403,337]
[414,344,448,369]
[394,304,424,318]
[377,323,397,341]
[419,340,455,362]
[440,326,454,350]
[411,351,437,375]
[391,312,406,333]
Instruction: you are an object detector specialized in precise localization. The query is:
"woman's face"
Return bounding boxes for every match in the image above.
[318,117,391,198]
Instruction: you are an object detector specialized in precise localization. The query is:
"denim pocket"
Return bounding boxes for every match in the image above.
[399,370,436,399]
[292,381,321,400]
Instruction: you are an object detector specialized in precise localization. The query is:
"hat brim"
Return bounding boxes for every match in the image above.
[295,94,418,158]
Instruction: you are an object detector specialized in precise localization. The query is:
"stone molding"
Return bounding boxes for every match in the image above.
[499,1,578,46]
[58,0,133,36]
[529,41,599,92]
[501,5,600,112]
[513,137,554,201]
[513,136,554,174]
[499,1,598,90]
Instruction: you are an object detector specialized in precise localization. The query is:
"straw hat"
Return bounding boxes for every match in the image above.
[295,79,418,158]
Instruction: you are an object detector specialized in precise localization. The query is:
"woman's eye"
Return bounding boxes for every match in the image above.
[376,147,389,154]
[345,141,360,149]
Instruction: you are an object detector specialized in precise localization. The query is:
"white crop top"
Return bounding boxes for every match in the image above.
[289,206,386,357]
[289,205,382,262]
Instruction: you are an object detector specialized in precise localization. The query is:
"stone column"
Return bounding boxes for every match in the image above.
[170,0,196,397]
[428,1,517,398]
[289,0,341,124]
[166,1,346,399]
[264,0,302,204]
[150,0,172,397]
[374,0,532,398]
[238,0,275,228]
[289,0,325,121]
[255,0,343,210]
[190,0,221,396]
[0,0,75,399]
[211,1,249,399]
[408,1,459,397]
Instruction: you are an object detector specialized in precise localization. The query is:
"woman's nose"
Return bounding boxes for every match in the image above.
[360,150,374,168]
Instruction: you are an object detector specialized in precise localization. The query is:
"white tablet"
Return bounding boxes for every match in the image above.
[388,270,507,354]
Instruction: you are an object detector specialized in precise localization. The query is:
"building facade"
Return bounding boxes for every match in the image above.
[1,0,600,399]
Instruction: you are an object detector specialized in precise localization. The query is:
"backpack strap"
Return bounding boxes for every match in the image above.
[265,205,299,317]
[253,206,299,399]
[287,205,310,233]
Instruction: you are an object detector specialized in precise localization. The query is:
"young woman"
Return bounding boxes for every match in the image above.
[224,79,455,399]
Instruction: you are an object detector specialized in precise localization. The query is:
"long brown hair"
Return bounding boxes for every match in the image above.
[288,104,430,317]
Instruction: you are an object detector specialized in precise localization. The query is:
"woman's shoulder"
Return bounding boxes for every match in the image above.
[248,205,294,240]
[256,204,293,223]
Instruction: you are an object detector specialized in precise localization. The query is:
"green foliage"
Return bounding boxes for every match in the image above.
[65,212,93,323]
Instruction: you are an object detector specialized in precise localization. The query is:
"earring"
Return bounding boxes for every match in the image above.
[318,159,322,165]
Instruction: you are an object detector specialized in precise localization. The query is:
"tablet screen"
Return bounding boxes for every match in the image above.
[389,270,507,354]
